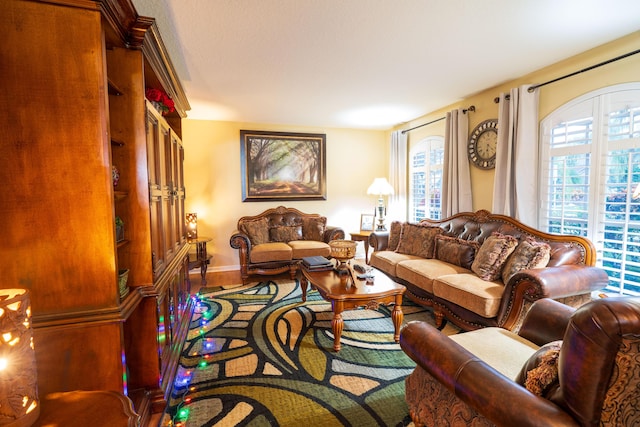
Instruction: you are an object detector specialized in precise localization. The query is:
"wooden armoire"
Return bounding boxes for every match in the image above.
[1,0,192,423]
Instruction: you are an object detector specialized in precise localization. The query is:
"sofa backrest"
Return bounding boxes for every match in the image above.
[551,296,640,426]
[418,210,596,266]
[237,206,328,244]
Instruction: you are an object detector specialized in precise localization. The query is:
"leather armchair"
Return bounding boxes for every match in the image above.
[400,297,640,427]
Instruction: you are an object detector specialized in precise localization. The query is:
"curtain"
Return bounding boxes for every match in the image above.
[442,109,472,217]
[492,84,539,227]
[388,130,408,222]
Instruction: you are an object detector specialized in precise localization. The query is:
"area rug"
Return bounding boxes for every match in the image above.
[163,280,459,426]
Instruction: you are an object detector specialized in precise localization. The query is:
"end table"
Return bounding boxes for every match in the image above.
[188,237,212,285]
[349,231,372,264]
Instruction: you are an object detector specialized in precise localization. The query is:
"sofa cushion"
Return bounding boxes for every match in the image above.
[471,232,518,281]
[269,225,303,242]
[370,250,422,277]
[240,217,270,245]
[302,217,326,241]
[433,273,505,318]
[502,238,551,284]
[250,242,293,263]
[450,328,539,380]
[397,259,471,294]
[288,240,331,259]
[388,221,403,251]
[396,223,442,258]
[434,235,479,270]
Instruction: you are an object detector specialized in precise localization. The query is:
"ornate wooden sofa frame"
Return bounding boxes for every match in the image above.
[368,210,609,331]
[230,206,345,284]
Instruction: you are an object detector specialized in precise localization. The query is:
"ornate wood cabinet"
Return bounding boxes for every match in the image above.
[1,0,192,423]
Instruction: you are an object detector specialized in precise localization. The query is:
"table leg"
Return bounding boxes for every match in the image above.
[300,277,309,302]
[332,301,344,352]
[391,295,404,343]
[364,240,370,264]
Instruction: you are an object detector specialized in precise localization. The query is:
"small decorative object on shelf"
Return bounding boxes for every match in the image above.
[329,240,357,275]
[118,269,129,300]
[112,165,119,187]
[115,216,124,242]
[0,289,40,427]
[145,87,175,116]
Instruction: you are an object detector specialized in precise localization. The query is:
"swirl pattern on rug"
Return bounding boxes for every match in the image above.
[165,280,458,426]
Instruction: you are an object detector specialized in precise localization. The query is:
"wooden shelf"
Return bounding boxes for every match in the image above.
[114,190,128,200]
[111,138,125,147]
[107,78,123,96]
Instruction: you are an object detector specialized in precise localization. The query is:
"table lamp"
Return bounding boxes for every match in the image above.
[0,289,39,427]
[367,178,394,231]
[186,213,198,239]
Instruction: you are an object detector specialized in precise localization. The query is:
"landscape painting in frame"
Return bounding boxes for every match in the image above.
[240,130,327,201]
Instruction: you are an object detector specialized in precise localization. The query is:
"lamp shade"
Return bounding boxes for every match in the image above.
[0,289,39,427]
[366,178,394,196]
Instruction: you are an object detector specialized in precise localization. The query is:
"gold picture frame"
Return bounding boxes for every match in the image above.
[360,214,375,232]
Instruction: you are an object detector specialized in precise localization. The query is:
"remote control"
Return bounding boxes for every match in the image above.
[353,264,366,273]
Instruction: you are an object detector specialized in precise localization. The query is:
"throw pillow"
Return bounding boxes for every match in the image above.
[387,221,403,251]
[240,217,270,245]
[434,235,480,269]
[302,216,326,241]
[471,232,519,281]
[269,225,303,243]
[501,238,552,284]
[395,223,442,258]
[515,340,562,397]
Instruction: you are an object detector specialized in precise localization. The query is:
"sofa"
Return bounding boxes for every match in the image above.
[368,210,609,331]
[230,206,345,284]
[400,297,640,427]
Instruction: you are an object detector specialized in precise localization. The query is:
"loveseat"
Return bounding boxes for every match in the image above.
[368,210,609,331]
[230,206,345,284]
[400,297,640,426]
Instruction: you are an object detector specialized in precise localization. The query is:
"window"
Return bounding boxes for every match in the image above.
[409,137,444,222]
[540,83,640,295]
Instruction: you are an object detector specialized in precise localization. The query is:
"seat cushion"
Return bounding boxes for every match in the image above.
[369,250,422,277]
[449,327,539,380]
[433,273,505,318]
[288,240,331,259]
[397,259,470,294]
[250,242,293,263]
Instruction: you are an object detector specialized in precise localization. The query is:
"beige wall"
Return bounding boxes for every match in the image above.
[184,31,639,272]
[182,121,387,270]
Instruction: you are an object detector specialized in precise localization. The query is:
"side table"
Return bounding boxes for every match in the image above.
[188,237,212,285]
[349,231,372,264]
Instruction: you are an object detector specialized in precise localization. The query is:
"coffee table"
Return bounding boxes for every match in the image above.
[299,264,405,351]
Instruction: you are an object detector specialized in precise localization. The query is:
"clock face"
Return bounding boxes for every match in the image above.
[468,119,498,169]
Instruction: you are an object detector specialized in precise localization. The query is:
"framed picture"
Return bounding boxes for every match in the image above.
[360,214,375,232]
[240,130,327,201]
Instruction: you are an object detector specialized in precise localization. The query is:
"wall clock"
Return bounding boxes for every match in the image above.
[468,119,498,170]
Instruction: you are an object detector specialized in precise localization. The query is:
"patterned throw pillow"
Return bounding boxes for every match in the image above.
[471,232,519,281]
[395,223,442,258]
[515,340,562,397]
[240,217,270,245]
[387,221,403,251]
[269,225,303,243]
[501,238,552,284]
[302,217,326,241]
[434,235,480,269]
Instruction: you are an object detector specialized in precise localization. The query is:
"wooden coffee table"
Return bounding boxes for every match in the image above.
[299,264,405,351]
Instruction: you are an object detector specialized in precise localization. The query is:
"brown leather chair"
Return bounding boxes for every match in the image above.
[400,297,640,427]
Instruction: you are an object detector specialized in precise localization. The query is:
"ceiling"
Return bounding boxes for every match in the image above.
[132,0,640,130]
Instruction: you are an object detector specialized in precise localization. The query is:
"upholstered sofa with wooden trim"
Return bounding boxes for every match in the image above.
[368,210,609,331]
[400,297,640,427]
[230,206,345,284]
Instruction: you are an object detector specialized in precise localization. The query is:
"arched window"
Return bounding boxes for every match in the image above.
[540,83,640,295]
[409,136,444,222]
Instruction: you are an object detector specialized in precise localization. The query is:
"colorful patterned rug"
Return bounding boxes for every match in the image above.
[163,280,459,426]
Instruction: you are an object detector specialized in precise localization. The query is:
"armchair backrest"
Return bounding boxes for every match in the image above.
[551,297,640,425]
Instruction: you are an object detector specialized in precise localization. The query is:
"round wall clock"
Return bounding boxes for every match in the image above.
[468,119,498,170]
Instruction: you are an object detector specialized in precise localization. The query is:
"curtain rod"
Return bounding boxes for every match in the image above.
[495,48,640,103]
[401,105,475,134]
